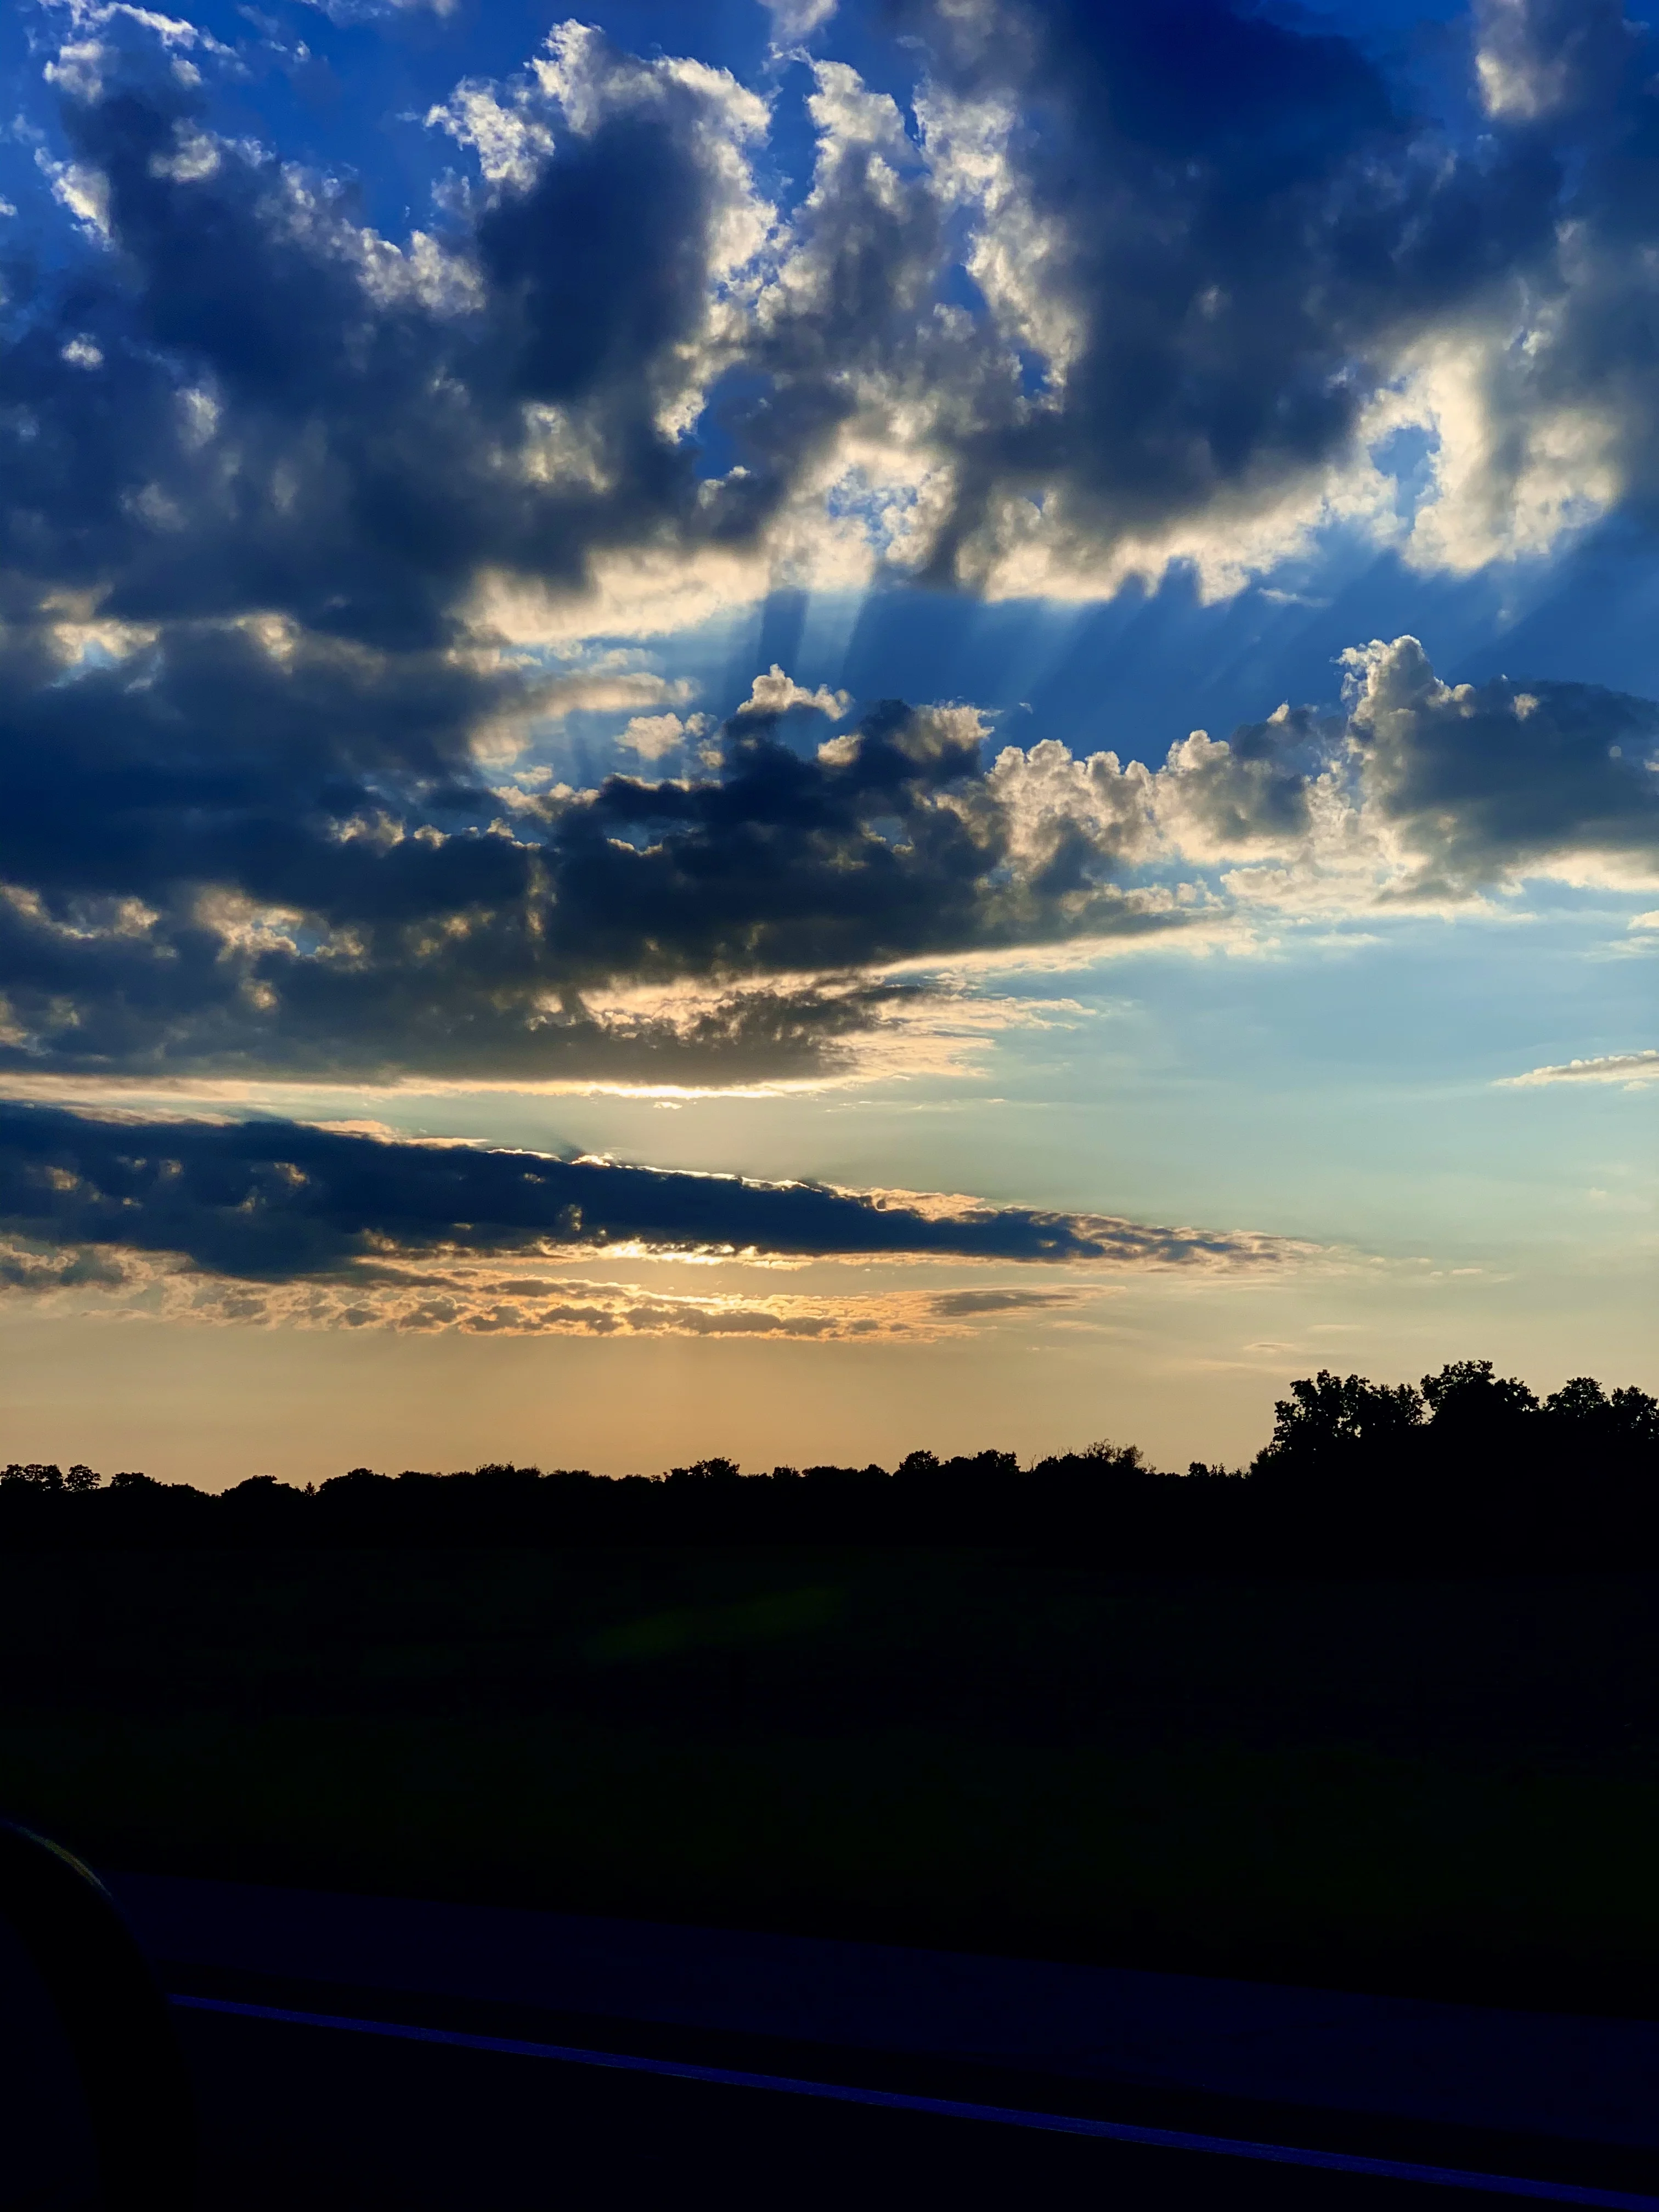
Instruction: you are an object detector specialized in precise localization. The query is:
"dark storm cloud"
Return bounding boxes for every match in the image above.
[0,1103,1289,1279]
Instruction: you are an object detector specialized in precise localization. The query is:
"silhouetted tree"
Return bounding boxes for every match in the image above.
[2,1463,65,1490]
[2,1361,1653,1563]
[1252,1372,1425,1476]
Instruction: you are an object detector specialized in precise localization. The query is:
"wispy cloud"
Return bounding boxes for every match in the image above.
[9,1254,1118,1341]
[1500,1048,1659,1087]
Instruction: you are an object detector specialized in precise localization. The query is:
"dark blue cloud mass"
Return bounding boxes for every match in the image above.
[0,1103,1289,1280]
[887,0,1559,580]
[2,625,1652,1084]
[0,0,1656,1092]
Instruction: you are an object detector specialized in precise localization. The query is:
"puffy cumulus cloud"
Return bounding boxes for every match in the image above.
[6,7,1659,1095]
[1338,636,1659,896]
[0,653,1203,1086]
[0,1105,1308,1336]
[618,710,713,760]
[1398,0,1659,571]
[889,0,1563,596]
[1148,720,1324,868]
[977,636,1659,917]
[3,627,1655,1090]
[1000,633,1659,917]
[1037,635,1659,915]
[11,0,1653,669]
[755,0,1659,594]
[6,19,779,655]
[736,665,851,719]
[444,690,1191,986]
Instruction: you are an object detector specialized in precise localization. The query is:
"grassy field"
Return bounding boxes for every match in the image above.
[1,1545,1656,2011]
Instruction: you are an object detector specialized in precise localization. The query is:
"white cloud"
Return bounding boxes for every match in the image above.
[618,711,715,760]
[736,664,852,719]
[756,0,838,50]
[1500,1049,1659,1087]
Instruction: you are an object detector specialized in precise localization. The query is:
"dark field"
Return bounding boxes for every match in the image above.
[2,1546,1656,2012]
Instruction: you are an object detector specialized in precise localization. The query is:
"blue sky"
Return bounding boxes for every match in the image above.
[0,0,1653,1481]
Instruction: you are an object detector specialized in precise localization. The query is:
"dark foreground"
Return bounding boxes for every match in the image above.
[177,1999,1656,2212]
[5,1550,1659,2013]
[120,1872,1659,2212]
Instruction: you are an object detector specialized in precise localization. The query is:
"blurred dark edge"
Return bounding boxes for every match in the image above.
[0,1824,196,2211]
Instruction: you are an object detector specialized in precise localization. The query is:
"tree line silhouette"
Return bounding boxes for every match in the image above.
[3,1361,1654,1568]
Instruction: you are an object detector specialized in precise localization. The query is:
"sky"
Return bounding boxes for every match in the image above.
[0,0,1654,1485]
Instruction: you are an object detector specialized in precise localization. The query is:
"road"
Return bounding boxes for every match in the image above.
[174,1995,1658,2212]
[100,1872,1659,2211]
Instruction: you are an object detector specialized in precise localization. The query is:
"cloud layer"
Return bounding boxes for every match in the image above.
[0,1102,1306,1334]
[0,1102,1293,1271]
[60,1268,1111,1345]
[2,2,1657,1100]
[3,627,1653,1090]
[12,0,1655,628]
